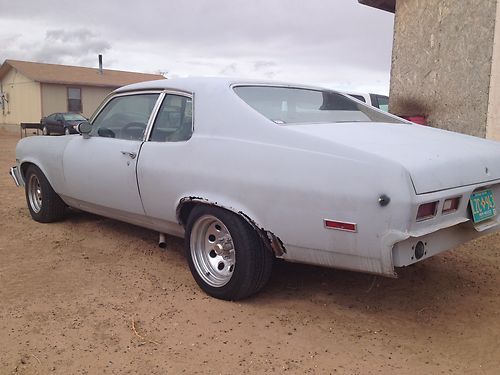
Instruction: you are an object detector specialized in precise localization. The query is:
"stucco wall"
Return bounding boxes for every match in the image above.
[390,0,497,138]
[0,69,41,125]
[487,1,500,141]
[41,83,113,118]
[81,86,112,118]
[41,83,67,116]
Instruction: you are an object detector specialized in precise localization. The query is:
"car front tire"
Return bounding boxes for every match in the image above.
[65,128,70,135]
[42,126,49,136]
[185,205,273,300]
[25,165,66,223]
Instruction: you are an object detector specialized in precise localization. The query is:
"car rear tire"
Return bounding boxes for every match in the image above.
[25,165,66,223]
[42,126,49,136]
[185,205,273,300]
[65,128,70,135]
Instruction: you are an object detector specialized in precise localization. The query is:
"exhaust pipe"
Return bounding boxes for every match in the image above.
[158,233,167,249]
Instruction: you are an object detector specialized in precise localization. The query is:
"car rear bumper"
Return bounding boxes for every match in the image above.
[392,218,500,267]
[10,166,24,187]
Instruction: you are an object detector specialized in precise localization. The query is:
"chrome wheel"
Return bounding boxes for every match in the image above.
[190,214,236,287]
[25,165,66,223]
[28,174,43,213]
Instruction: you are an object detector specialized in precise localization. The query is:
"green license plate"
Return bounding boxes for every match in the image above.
[470,189,497,223]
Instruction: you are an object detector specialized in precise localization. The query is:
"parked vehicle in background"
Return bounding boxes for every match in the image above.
[41,112,87,135]
[343,92,428,124]
[9,77,500,301]
[345,92,389,111]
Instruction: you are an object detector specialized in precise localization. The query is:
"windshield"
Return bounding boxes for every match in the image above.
[234,86,403,124]
[63,113,86,121]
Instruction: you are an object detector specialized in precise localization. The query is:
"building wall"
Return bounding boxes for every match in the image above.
[41,83,67,117]
[0,69,41,125]
[81,86,113,118]
[41,83,113,118]
[487,2,500,140]
[390,0,497,138]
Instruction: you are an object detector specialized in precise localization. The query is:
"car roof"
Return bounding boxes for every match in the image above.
[114,77,336,95]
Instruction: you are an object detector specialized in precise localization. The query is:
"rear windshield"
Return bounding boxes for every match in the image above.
[234,86,402,124]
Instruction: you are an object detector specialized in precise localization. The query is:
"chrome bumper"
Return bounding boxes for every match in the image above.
[9,166,24,187]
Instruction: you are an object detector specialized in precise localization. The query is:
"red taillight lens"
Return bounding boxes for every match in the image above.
[416,201,438,221]
[443,197,460,214]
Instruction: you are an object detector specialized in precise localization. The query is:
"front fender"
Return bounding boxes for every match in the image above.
[16,136,70,195]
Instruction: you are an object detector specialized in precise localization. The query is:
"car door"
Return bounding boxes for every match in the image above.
[45,114,57,132]
[54,114,64,133]
[62,92,161,220]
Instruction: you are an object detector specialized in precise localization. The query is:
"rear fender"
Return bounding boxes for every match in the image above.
[176,196,286,257]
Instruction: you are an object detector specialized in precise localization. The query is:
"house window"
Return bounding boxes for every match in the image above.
[67,87,82,112]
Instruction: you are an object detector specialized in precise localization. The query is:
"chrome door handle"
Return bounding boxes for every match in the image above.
[121,151,137,159]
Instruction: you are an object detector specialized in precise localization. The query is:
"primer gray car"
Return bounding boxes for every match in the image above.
[10,77,500,300]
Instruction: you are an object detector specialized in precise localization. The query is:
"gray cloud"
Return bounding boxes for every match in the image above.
[30,29,111,65]
[254,61,276,70]
[0,0,394,93]
[219,63,238,76]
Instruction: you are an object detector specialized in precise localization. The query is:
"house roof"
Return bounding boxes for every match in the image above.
[0,59,165,88]
[358,0,395,13]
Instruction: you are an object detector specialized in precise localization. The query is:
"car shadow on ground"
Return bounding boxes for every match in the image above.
[260,253,498,325]
[62,208,492,322]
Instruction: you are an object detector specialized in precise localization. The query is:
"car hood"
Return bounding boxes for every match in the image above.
[286,122,500,194]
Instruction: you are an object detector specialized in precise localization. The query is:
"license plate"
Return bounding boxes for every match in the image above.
[469,189,497,223]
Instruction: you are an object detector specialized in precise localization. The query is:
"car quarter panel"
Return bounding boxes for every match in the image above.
[137,130,416,276]
[132,80,417,275]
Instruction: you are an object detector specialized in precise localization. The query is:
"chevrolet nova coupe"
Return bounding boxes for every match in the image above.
[10,78,500,300]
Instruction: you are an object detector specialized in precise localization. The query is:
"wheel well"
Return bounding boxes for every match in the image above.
[177,199,250,229]
[20,162,36,179]
[177,200,199,226]
[176,198,286,257]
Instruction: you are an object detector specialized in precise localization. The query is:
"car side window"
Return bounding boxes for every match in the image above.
[90,93,160,140]
[47,114,56,122]
[149,94,193,142]
[55,114,63,122]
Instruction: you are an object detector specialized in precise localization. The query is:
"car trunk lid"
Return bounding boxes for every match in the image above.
[286,122,500,194]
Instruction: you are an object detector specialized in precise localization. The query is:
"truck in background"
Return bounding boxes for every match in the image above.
[345,92,389,112]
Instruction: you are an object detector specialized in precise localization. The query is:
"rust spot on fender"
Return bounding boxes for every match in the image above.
[265,231,286,257]
[238,211,287,257]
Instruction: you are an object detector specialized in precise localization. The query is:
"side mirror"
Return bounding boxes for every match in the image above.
[77,121,92,139]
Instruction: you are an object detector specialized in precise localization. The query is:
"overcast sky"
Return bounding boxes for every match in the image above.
[0,0,394,94]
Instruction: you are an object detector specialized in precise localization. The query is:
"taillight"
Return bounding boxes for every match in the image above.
[416,201,438,221]
[443,197,460,214]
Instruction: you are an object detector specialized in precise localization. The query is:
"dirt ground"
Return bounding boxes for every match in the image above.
[0,131,499,374]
